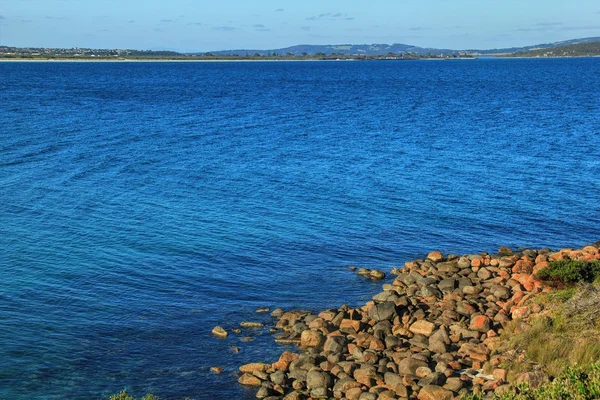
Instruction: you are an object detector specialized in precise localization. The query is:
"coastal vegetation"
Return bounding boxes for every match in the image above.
[507,41,600,58]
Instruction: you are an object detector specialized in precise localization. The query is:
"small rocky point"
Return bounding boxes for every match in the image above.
[232,243,600,399]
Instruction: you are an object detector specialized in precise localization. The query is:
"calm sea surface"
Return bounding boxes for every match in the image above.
[1,59,599,399]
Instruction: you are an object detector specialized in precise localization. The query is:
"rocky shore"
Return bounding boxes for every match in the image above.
[223,243,600,399]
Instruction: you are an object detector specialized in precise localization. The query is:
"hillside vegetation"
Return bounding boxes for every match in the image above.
[509,41,600,57]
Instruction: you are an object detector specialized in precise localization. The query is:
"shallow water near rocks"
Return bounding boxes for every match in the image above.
[1,59,599,399]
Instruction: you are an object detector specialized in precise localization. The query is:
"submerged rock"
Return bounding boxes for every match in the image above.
[212,326,228,338]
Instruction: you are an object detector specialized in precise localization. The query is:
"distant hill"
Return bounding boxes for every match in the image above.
[199,37,600,57]
[196,43,459,56]
[506,40,600,57]
[467,36,600,55]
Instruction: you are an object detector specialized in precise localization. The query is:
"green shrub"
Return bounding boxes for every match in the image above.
[536,260,600,284]
[462,361,600,399]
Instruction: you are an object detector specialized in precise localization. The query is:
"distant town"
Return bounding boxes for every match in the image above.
[1,37,599,61]
[0,46,474,61]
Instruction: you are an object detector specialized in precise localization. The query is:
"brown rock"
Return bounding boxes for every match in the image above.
[210,366,224,374]
[511,306,530,320]
[354,365,378,387]
[212,326,228,338]
[300,329,324,348]
[238,373,262,386]
[409,320,435,337]
[397,357,429,376]
[240,363,271,374]
[427,251,444,262]
[283,392,303,400]
[512,258,534,274]
[515,371,549,388]
[469,315,491,333]
[418,385,453,400]
[493,368,508,382]
[273,351,300,371]
[477,267,492,280]
[346,387,364,400]
[340,319,362,333]
[240,321,264,328]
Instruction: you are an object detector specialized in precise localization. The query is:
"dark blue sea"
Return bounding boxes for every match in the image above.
[1,59,599,399]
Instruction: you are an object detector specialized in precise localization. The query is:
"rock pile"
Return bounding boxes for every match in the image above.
[236,243,600,399]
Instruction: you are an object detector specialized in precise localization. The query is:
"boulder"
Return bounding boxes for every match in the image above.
[368,301,397,322]
[212,326,228,338]
[323,335,347,353]
[300,329,324,348]
[306,369,333,390]
[409,320,435,337]
[238,373,262,386]
[418,385,453,400]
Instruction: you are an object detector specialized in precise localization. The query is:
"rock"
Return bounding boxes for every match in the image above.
[333,378,362,398]
[415,366,433,378]
[477,268,492,280]
[256,307,270,313]
[409,320,435,337]
[270,308,285,317]
[418,385,453,400]
[438,278,456,292]
[443,377,463,392]
[429,327,450,354]
[493,368,508,382]
[427,251,444,262]
[323,335,347,353]
[354,365,378,386]
[240,363,271,374]
[210,366,224,374]
[370,270,386,280]
[369,301,397,322]
[340,318,363,333]
[300,329,324,348]
[384,372,403,388]
[306,369,333,390]
[346,387,364,400]
[273,351,299,371]
[256,385,274,398]
[469,315,491,332]
[498,246,514,255]
[512,306,530,319]
[212,326,228,338]
[463,286,482,295]
[359,393,377,400]
[458,343,489,362]
[239,373,262,386]
[418,372,446,387]
[515,371,549,388]
[241,321,264,328]
[397,357,429,376]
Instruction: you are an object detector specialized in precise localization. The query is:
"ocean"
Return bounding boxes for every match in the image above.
[1,58,599,399]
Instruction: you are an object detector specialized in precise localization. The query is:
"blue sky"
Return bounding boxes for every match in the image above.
[1,0,600,51]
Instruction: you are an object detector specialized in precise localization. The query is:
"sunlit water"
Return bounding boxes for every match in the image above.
[1,59,599,399]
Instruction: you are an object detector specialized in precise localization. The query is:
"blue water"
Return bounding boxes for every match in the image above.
[1,59,599,399]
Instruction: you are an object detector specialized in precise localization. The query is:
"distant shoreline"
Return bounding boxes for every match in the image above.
[1,55,599,63]
[0,57,477,63]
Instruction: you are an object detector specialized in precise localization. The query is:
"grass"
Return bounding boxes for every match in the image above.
[462,361,600,399]
[502,283,600,378]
